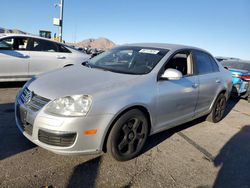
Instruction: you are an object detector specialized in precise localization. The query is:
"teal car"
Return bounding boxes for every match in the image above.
[221,60,250,102]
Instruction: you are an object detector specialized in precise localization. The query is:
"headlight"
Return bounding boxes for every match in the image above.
[45,95,92,117]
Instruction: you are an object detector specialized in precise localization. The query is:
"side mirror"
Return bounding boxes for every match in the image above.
[160,68,183,80]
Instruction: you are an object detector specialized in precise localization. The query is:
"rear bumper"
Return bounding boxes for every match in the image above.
[231,81,249,97]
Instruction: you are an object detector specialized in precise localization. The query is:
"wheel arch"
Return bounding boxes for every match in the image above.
[101,105,152,152]
[209,89,227,112]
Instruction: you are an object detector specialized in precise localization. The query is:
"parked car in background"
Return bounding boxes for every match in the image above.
[81,47,105,58]
[221,60,250,102]
[215,56,241,62]
[15,43,232,161]
[0,34,90,82]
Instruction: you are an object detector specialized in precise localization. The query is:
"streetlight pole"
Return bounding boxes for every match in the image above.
[59,0,64,42]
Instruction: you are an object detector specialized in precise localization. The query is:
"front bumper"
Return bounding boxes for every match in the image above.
[15,94,114,155]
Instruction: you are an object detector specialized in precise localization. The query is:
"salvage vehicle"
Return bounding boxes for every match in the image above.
[221,60,250,102]
[0,34,90,82]
[15,43,232,161]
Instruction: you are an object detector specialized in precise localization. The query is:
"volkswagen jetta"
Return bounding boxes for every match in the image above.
[15,43,232,161]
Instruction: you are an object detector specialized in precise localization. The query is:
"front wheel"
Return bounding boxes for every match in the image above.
[107,109,149,161]
[206,93,227,123]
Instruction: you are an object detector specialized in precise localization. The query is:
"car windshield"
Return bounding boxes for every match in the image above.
[221,61,250,71]
[86,46,168,75]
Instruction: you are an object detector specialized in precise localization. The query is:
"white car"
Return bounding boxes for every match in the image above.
[0,34,90,82]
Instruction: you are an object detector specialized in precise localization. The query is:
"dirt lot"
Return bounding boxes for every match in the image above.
[0,82,250,188]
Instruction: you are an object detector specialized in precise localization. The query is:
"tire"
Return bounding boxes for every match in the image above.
[206,93,227,123]
[107,109,149,161]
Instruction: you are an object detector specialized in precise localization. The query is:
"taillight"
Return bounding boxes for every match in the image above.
[233,74,250,81]
[240,75,250,81]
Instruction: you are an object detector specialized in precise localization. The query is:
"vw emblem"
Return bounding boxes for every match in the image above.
[24,91,33,104]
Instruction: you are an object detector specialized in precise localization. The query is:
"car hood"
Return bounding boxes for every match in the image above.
[28,65,139,99]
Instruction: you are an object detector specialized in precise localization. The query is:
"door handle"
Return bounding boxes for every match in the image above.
[192,83,199,88]
[216,79,221,83]
[23,55,30,58]
[57,55,66,59]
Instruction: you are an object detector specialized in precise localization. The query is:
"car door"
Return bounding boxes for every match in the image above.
[0,36,30,80]
[28,38,69,76]
[155,50,199,131]
[192,50,221,116]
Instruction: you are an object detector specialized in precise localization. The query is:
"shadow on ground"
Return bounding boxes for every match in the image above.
[0,103,36,160]
[142,116,207,154]
[213,125,250,188]
[66,156,101,188]
[224,97,240,117]
[142,97,239,155]
[0,81,26,89]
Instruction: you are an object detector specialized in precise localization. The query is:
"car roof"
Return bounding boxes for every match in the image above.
[0,33,66,46]
[120,43,207,53]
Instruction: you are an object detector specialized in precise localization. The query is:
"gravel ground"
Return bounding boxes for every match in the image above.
[0,82,249,188]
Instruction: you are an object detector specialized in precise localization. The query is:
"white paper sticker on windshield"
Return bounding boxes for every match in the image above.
[139,49,159,54]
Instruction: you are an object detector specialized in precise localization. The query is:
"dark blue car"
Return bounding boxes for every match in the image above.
[221,60,250,102]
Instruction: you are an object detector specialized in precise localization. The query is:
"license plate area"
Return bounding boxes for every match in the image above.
[16,104,33,136]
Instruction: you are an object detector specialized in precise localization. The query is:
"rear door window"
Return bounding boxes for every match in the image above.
[29,38,59,52]
[209,56,219,72]
[194,51,218,74]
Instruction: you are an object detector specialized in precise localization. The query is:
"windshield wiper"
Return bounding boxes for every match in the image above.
[107,69,138,75]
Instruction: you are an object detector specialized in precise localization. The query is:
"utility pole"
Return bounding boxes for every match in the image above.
[59,0,64,42]
[54,0,64,42]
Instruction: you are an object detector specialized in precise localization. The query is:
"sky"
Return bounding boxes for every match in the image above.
[0,0,249,60]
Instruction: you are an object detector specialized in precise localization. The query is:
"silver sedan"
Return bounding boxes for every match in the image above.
[0,34,90,82]
[15,43,232,161]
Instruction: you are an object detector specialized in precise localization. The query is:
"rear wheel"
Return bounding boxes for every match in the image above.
[206,93,226,123]
[107,109,149,161]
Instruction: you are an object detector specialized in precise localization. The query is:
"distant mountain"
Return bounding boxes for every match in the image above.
[0,27,27,34]
[0,28,115,50]
[69,37,116,49]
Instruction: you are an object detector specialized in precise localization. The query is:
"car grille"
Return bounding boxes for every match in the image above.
[17,87,50,136]
[20,87,50,112]
[38,129,77,147]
